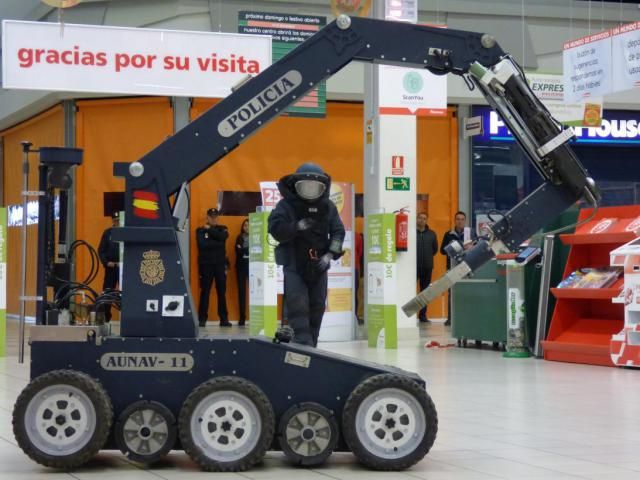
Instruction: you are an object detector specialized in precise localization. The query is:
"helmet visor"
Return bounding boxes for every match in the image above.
[295,180,326,200]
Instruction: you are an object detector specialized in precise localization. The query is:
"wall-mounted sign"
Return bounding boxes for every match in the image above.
[474,106,640,146]
[2,20,271,98]
[391,155,404,175]
[563,30,613,103]
[463,115,483,138]
[385,177,410,191]
[330,0,372,17]
[385,0,418,23]
[238,11,326,118]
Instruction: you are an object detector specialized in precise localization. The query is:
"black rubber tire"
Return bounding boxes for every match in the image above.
[278,402,339,467]
[115,400,176,465]
[12,369,113,469]
[179,376,275,472]
[342,373,438,471]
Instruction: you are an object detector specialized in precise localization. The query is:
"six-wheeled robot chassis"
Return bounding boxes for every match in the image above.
[13,327,437,471]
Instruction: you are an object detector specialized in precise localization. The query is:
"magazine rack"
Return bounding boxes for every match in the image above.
[541,205,640,367]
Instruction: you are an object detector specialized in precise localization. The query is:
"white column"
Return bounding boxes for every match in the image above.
[363,2,419,342]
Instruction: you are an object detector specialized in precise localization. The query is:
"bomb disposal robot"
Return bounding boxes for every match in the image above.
[13,15,599,472]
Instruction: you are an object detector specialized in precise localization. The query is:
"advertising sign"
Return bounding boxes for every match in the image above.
[612,21,640,93]
[474,106,640,146]
[0,209,5,357]
[319,182,356,342]
[238,11,326,117]
[366,213,397,349]
[379,65,447,116]
[248,212,278,337]
[2,20,271,98]
[527,72,602,127]
[563,30,613,103]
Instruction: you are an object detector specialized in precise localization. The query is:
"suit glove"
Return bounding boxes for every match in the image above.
[315,253,333,273]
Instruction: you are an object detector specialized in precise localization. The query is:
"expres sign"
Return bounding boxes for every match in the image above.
[2,20,271,98]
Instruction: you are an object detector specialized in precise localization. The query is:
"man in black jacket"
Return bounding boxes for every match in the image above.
[98,212,120,321]
[416,212,438,323]
[268,163,345,347]
[440,211,476,325]
[196,208,231,327]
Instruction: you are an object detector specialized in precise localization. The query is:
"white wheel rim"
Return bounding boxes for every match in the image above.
[122,408,169,456]
[190,390,261,462]
[355,388,426,460]
[285,410,332,457]
[24,384,96,456]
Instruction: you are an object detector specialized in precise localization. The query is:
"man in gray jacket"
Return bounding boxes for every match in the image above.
[416,212,438,323]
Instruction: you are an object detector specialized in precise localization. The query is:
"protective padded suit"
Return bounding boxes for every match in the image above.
[268,164,345,346]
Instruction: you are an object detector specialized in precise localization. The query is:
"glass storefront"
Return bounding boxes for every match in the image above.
[470,106,640,228]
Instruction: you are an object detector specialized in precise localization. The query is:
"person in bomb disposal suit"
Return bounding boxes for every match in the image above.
[196,208,231,327]
[268,163,345,347]
[98,212,121,321]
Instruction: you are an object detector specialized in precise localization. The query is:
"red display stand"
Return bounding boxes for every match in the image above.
[542,205,640,367]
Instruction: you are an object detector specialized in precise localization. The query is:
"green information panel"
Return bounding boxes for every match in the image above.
[238,11,327,118]
[385,177,411,191]
[248,212,278,338]
[366,213,397,349]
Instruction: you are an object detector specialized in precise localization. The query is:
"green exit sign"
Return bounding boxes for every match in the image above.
[385,177,410,191]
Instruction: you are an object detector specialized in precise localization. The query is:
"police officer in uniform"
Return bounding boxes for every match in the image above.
[196,208,231,327]
[98,211,120,321]
[268,163,345,347]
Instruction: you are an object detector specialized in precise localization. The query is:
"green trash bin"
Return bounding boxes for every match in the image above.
[451,259,507,349]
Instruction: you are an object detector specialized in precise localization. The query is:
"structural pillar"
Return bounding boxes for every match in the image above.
[363,2,419,343]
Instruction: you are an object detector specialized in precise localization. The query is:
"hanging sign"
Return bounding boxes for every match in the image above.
[463,115,484,138]
[563,30,613,103]
[527,72,602,127]
[238,11,326,118]
[2,20,271,97]
[379,66,447,116]
[612,21,640,93]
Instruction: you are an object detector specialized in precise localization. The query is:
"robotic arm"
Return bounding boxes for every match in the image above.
[402,57,600,316]
[107,15,597,337]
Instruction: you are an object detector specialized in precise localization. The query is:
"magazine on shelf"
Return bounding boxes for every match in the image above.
[557,267,622,289]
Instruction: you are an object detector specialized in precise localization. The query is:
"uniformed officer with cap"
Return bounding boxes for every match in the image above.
[98,211,121,321]
[196,208,231,327]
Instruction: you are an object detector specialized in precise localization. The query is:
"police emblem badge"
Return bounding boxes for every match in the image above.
[140,250,165,286]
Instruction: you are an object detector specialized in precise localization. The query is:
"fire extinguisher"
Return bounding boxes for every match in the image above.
[395,207,409,252]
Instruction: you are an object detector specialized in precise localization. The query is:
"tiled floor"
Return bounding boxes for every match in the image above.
[1,319,639,480]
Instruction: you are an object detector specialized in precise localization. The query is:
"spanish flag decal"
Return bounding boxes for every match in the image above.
[133,190,160,219]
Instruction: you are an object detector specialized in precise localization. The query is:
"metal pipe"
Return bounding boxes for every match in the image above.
[18,141,32,363]
[534,234,555,358]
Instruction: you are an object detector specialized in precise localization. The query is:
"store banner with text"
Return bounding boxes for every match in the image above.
[259,181,284,294]
[320,182,356,342]
[0,209,6,357]
[238,11,326,117]
[527,72,602,127]
[248,212,278,337]
[2,20,271,97]
[378,65,447,116]
[563,30,612,103]
[366,213,397,349]
[612,21,640,93]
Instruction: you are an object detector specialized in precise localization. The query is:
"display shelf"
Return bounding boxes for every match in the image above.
[560,231,637,246]
[550,278,623,300]
[543,205,640,367]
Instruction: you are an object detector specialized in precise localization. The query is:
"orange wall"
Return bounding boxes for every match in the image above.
[190,100,457,321]
[75,98,174,292]
[1,106,64,316]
